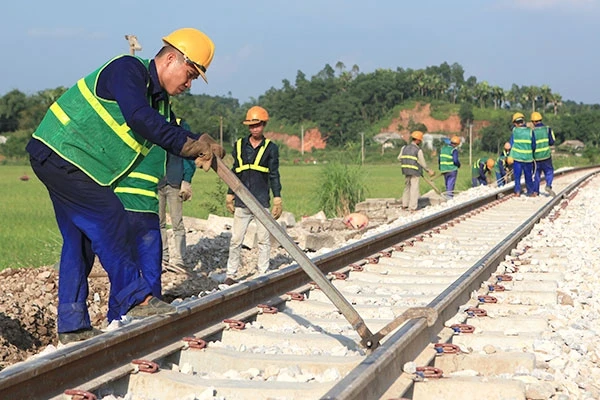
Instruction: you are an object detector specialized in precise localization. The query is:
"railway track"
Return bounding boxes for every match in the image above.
[1,167,597,400]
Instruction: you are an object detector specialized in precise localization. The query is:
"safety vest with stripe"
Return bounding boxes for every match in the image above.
[439,145,458,173]
[399,143,422,176]
[509,127,534,162]
[472,158,489,177]
[235,138,271,173]
[32,55,168,186]
[532,126,551,161]
[114,145,166,214]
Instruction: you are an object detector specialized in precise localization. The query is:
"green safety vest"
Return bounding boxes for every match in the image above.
[509,127,534,162]
[32,55,170,186]
[439,145,458,173]
[532,126,551,160]
[399,143,422,176]
[235,138,271,173]
[114,145,166,214]
[472,158,490,177]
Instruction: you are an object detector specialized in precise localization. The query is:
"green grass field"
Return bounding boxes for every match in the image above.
[0,152,588,270]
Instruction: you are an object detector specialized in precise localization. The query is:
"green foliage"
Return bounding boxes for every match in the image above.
[316,160,368,217]
[430,101,459,120]
[196,177,230,216]
[478,117,511,153]
[459,102,474,130]
[583,146,600,164]
[0,130,32,159]
[407,119,428,134]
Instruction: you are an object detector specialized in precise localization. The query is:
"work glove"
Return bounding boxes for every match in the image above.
[226,194,235,214]
[180,134,226,172]
[271,197,282,219]
[428,170,435,177]
[179,181,192,201]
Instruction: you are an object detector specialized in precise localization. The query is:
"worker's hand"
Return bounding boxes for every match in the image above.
[179,181,192,201]
[271,197,283,219]
[181,134,226,172]
[428,170,435,177]
[226,194,235,214]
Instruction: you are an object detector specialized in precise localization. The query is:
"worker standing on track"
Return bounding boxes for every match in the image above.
[399,130,434,211]
[225,106,282,286]
[530,112,556,196]
[472,158,495,187]
[438,135,461,198]
[508,112,536,197]
[26,28,225,344]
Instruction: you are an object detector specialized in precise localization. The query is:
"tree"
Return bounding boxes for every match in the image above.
[459,103,474,131]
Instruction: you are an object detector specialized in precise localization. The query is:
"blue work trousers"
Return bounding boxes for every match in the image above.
[513,161,534,195]
[31,153,151,332]
[472,176,487,187]
[443,170,458,198]
[128,211,163,298]
[534,158,554,193]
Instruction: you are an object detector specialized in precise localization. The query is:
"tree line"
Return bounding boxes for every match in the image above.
[1,61,599,160]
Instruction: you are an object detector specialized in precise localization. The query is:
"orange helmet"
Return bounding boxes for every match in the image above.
[503,142,511,151]
[450,136,461,145]
[486,158,495,170]
[243,106,269,125]
[505,156,514,165]
[162,28,215,83]
[411,131,424,141]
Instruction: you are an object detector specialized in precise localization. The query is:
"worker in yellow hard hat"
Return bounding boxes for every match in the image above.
[530,112,556,196]
[438,136,461,197]
[25,28,224,344]
[224,106,282,285]
[398,131,434,211]
[508,112,535,197]
[472,158,495,187]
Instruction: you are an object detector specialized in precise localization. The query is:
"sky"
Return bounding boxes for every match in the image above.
[1,0,599,105]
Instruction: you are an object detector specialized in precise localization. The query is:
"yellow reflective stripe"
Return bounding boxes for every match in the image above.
[440,161,454,165]
[512,148,532,154]
[513,139,531,143]
[400,155,418,161]
[401,164,419,170]
[440,154,453,159]
[114,187,158,198]
[127,171,160,184]
[49,103,70,125]
[234,138,270,173]
[77,79,150,156]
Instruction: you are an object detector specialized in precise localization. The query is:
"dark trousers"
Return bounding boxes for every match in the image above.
[129,211,163,298]
[31,152,151,332]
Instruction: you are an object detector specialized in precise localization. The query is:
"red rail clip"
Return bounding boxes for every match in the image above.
[223,319,246,330]
[132,359,159,373]
[350,263,364,271]
[465,307,487,317]
[478,295,498,303]
[496,274,513,282]
[257,304,278,314]
[416,366,444,379]
[433,343,462,354]
[366,256,379,264]
[183,337,207,349]
[330,272,347,280]
[286,292,305,301]
[488,284,505,292]
[64,389,97,400]
[450,324,475,334]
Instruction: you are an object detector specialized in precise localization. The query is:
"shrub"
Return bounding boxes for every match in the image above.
[316,160,368,217]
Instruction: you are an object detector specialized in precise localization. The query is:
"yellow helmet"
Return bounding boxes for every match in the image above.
[512,112,525,123]
[243,106,269,125]
[162,28,215,83]
[531,111,543,122]
[505,156,514,165]
[411,131,424,141]
[450,135,461,145]
[486,158,495,170]
[503,142,511,151]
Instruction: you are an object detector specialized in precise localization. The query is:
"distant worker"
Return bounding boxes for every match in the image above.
[502,142,511,158]
[530,112,556,196]
[495,156,514,187]
[159,118,197,271]
[225,106,282,286]
[398,130,434,211]
[26,27,225,344]
[472,158,495,187]
[439,135,461,198]
[508,112,536,197]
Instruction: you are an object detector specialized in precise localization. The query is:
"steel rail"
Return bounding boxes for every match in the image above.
[0,167,594,400]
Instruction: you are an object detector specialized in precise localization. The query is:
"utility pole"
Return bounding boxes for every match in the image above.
[219,116,223,148]
[301,125,304,156]
[360,132,365,165]
[125,35,142,55]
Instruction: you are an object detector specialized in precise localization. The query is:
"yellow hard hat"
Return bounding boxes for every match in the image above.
[486,158,495,170]
[243,106,269,125]
[411,131,424,141]
[504,142,511,151]
[505,156,514,165]
[512,112,525,123]
[450,136,461,145]
[162,28,215,83]
[531,111,543,122]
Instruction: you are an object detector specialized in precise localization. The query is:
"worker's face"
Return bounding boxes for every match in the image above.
[248,122,265,139]
[161,52,200,96]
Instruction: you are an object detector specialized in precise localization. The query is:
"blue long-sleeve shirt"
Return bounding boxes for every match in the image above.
[27,56,199,164]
